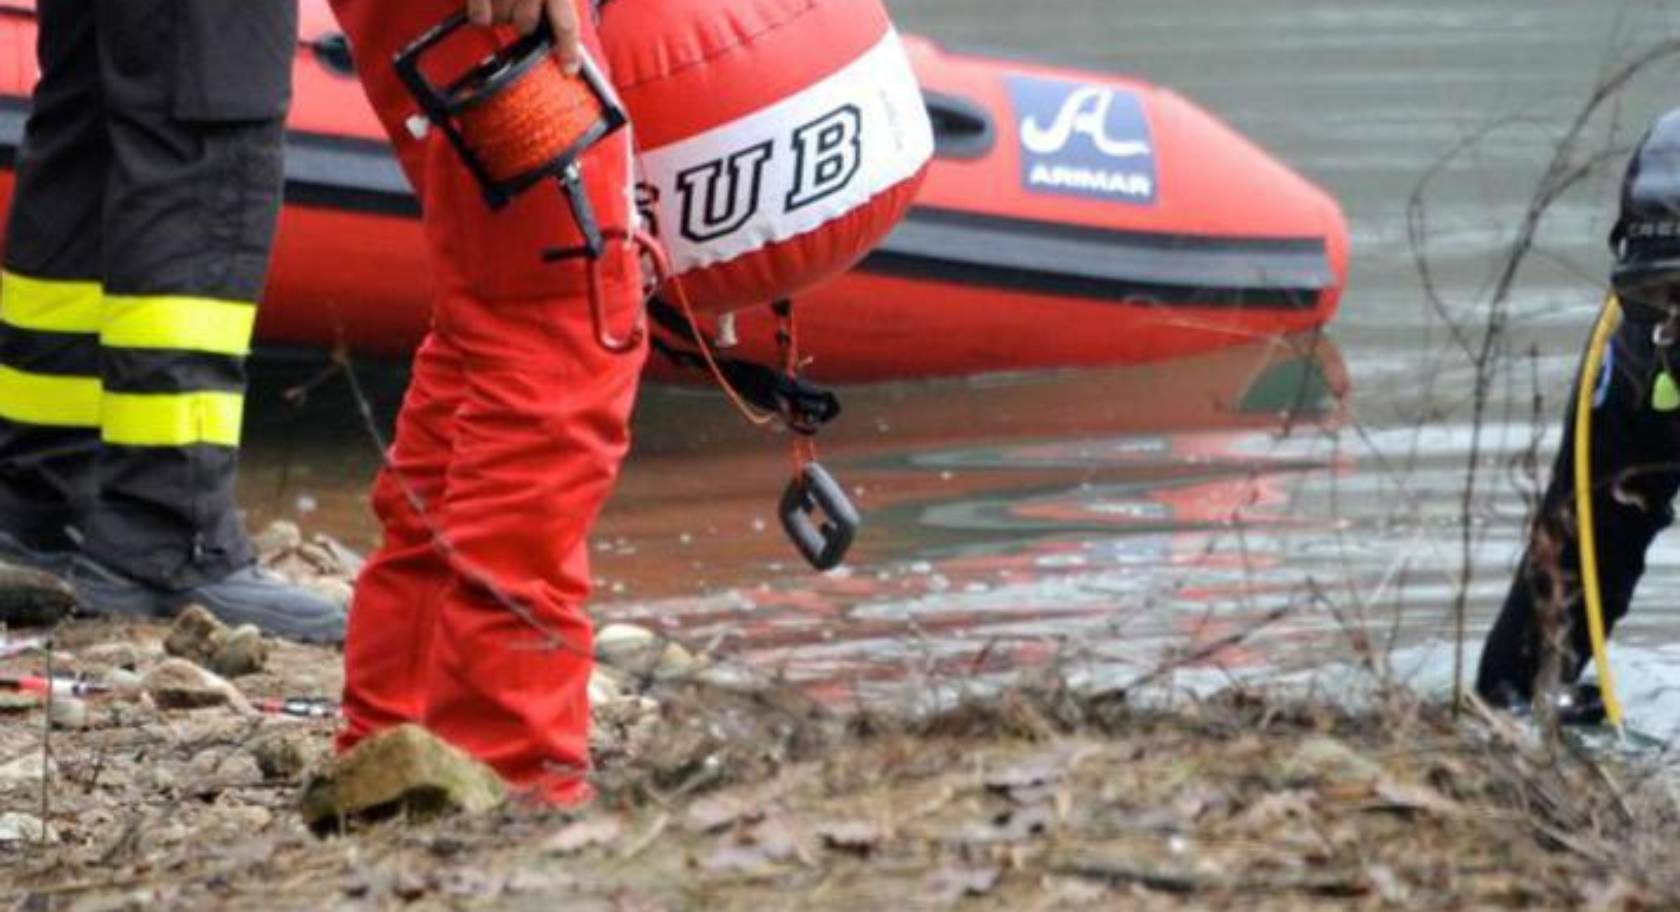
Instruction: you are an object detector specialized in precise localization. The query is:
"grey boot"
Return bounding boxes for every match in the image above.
[0,529,74,577]
[181,565,347,645]
[71,557,347,644]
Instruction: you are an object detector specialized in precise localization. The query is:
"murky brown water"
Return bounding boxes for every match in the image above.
[239,1,1680,729]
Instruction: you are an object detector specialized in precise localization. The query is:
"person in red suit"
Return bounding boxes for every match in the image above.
[327,0,643,805]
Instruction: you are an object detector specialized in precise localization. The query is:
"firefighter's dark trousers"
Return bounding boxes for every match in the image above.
[0,0,295,588]
[1478,316,1680,702]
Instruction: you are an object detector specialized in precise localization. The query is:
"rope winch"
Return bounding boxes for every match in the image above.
[395,12,644,352]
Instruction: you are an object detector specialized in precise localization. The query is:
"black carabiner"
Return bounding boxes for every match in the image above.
[778,462,859,571]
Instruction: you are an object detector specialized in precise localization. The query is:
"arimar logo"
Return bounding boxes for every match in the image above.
[1008,74,1157,205]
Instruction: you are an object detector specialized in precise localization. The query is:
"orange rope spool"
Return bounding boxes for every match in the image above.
[458,58,606,184]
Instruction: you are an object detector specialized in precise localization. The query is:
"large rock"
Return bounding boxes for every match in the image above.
[299,725,506,833]
[0,563,75,628]
[142,658,251,713]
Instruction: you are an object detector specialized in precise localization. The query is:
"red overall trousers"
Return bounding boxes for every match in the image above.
[328,0,644,803]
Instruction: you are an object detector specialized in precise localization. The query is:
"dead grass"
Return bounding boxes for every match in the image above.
[2,625,1676,911]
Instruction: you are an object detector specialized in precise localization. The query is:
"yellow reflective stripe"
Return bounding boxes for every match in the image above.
[101,391,244,447]
[101,295,256,356]
[0,272,102,334]
[0,366,101,428]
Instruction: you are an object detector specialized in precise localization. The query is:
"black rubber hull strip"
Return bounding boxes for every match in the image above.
[2,94,1331,310]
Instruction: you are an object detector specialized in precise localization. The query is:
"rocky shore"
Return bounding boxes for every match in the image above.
[1,524,1677,910]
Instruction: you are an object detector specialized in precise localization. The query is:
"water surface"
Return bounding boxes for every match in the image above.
[239,0,1680,734]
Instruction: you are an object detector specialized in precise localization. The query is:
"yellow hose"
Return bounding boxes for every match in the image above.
[1573,295,1625,730]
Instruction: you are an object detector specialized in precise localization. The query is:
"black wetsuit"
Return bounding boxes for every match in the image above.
[1478,315,1680,704]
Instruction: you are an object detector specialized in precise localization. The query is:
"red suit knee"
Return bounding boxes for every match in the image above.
[328,0,643,803]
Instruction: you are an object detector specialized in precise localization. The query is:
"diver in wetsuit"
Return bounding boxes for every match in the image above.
[1478,107,1680,722]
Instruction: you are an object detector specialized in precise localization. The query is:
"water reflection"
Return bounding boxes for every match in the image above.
[591,334,1353,707]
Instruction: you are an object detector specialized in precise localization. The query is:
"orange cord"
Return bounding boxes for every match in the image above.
[775,301,820,474]
[636,232,782,429]
[460,57,604,183]
[635,233,823,479]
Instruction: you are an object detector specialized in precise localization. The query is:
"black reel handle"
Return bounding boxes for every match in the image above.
[779,462,859,572]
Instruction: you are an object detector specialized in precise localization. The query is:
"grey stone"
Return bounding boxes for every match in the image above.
[654,641,699,679]
[0,692,37,714]
[164,604,230,665]
[47,695,88,730]
[149,766,178,792]
[80,641,142,671]
[252,731,320,782]
[102,667,144,693]
[142,658,251,713]
[300,724,506,833]
[0,562,74,628]
[588,665,627,705]
[594,623,699,678]
[594,623,659,669]
[252,520,303,559]
[296,542,343,575]
[208,625,269,678]
[0,812,56,844]
[310,534,365,577]
[0,752,55,788]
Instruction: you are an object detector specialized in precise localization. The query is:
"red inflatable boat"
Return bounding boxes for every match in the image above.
[0,1,1348,383]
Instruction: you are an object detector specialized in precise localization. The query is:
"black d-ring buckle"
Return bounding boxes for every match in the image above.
[778,462,859,571]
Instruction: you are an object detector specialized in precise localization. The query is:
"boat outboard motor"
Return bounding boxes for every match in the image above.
[1611,107,1680,326]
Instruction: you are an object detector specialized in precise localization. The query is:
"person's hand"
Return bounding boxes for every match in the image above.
[465,0,582,74]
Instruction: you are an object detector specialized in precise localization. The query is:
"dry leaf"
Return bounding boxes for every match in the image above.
[1369,778,1466,818]
[544,816,626,855]
[929,866,1000,904]
[685,791,769,833]
[815,820,885,854]
[748,814,814,865]
[700,841,780,874]
[985,754,1068,793]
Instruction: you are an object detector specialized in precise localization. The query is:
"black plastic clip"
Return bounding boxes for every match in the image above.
[778,462,859,571]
